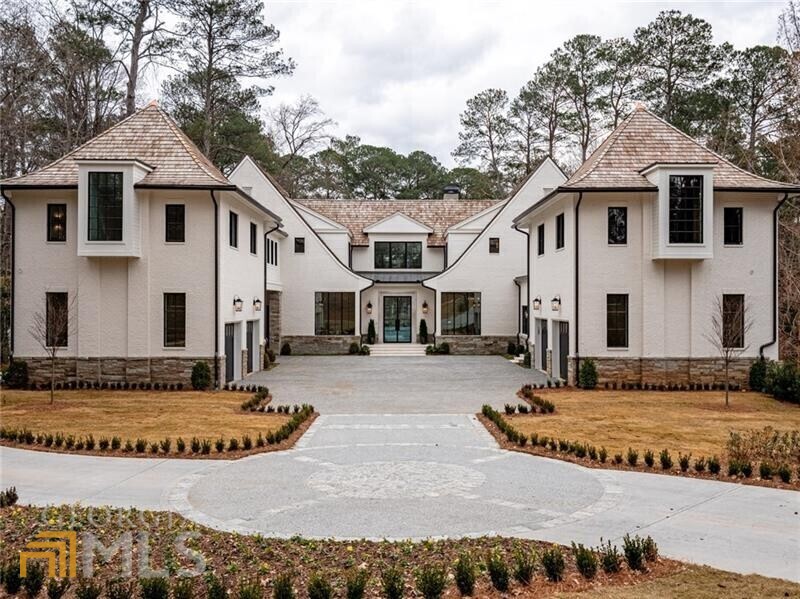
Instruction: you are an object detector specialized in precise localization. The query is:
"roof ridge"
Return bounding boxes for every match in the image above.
[566,110,639,186]
[154,106,229,184]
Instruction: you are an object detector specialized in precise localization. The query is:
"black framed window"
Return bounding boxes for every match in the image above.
[608,207,627,245]
[606,294,629,348]
[47,204,67,242]
[314,292,355,335]
[267,238,277,266]
[489,238,500,254]
[374,241,422,268]
[165,204,185,242]
[294,237,305,253]
[723,294,745,348]
[441,292,481,335]
[163,292,186,347]
[724,207,743,245]
[250,222,257,254]
[46,292,68,347]
[537,223,545,255]
[669,175,703,244]
[555,213,565,249]
[88,172,123,241]
[521,305,529,336]
[229,211,238,248]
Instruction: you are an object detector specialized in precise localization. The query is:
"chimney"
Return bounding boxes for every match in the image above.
[442,184,461,199]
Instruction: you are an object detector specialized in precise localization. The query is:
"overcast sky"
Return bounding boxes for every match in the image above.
[211,1,788,167]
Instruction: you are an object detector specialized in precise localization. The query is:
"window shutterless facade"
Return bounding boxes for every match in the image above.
[314,292,355,335]
[669,175,703,244]
[163,293,186,347]
[722,294,745,348]
[47,204,67,242]
[555,213,565,249]
[88,172,123,241]
[294,237,305,253]
[165,204,185,242]
[250,222,257,254]
[441,292,481,335]
[46,292,68,347]
[489,238,500,254]
[608,207,627,245]
[374,241,422,269]
[606,294,629,348]
[229,211,238,248]
[724,207,743,245]
[537,223,545,255]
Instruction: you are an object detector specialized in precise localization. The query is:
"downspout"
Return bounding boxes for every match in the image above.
[0,189,14,360]
[263,223,281,350]
[574,192,583,384]
[512,223,530,348]
[210,191,220,389]
[759,192,792,359]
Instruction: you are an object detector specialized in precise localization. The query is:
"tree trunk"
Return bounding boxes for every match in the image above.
[125,1,149,116]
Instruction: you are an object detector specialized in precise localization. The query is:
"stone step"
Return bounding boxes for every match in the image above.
[367,344,428,357]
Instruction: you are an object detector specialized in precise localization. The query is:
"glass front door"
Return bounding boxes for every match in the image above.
[383,296,412,343]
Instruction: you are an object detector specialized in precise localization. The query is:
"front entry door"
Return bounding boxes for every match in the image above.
[383,296,412,343]
[558,321,569,380]
[246,321,255,374]
[224,323,235,382]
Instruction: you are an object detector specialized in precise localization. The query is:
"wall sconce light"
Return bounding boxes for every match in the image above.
[533,296,542,310]
[233,295,243,312]
[422,300,429,314]
[253,297,262,311]
[551,295,561,312]
[366,301,373,315]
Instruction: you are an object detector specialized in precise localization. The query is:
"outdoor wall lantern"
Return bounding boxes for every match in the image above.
[253,297,262,311]
[233,295,244,312]
[551,295,561,312]
[366,301,373,315]
[533,296,542,310]
[422,300,429,314]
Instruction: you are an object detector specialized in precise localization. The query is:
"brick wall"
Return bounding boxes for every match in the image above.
[280,335,360,355]
[436,335,516,355]
[572,356,755,388]
[266,290,282,348]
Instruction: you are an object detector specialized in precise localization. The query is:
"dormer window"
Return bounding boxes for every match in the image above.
[88,172,123,241]
[374,241,422,269]
[669,175,703,244]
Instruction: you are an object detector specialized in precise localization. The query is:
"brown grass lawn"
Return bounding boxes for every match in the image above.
[512,390,800,458]
[0,390,290,442]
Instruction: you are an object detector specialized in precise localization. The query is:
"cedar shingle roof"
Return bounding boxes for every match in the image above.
[1,102,230,188]
[295,199,503,246]
[564,106,796,191]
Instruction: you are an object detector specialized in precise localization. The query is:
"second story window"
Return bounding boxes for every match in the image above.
[669,175,703,244]
[294,237,305,253]
[374,241,422,269]
[489,238,500,254]
[608,207,627,245]
[229,211,238,248]
[88,172,123,241]
[165,204,185,242]
[556,213,565,249]
[537,223,545,256]
[267,238,278,266]
[250,222,258,254]
[724,207,743,245]
[47,204,67,242]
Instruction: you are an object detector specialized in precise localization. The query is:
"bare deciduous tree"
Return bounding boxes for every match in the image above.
[269,95,335,170]
[28,294,76,404]
[704,295,753,407]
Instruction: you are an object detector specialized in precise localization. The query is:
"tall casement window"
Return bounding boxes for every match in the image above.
[724,207,743,245]
[165,204,185,242]
[669,175,703,244]
[374,241,422,269]
[163,292,186,347]
[314,292,355,335]
[294,237,305,253]
[267,239,278,266]
[608,207,627,245]
[489,238,500,254]
[88,172,123,241]
[441,292,481,335]
[537,223,545,255]
[723,294,745,348]
[47,204,67,242]
[229,211,238,248]
[250,222,258,254]
[555,213,565,249]
[46,292,68,347]
[521,305,529,336]
[606,294,629,348]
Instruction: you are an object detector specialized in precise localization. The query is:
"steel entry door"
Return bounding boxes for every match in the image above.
[224,323,235,382]
[246,321,254,374]
[383,296,412,343]
[559,321,569,380]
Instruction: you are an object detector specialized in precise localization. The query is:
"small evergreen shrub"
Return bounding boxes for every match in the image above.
[512,548,535,585]
[694,456,706,472]
[626,447,638,466]
[453,552,476,595]
[237,579,263,599]
[173,578,194,599]
[215,438,225,452]
[47,577,71,599]
[280,342,292,356]
[507,341,517,355]
[191,361,212,390]
[614,453,623,464]
[678,453,691,472]
[111,436,121,450]
[201,439,212,454]
[2,556,22,594]
[176,437,186,453]
[571,543,598,580]
[749,359,767,391]
[644,449,654,467]
[622,535,646,571]
[74,579,102,599]
[416,564,447,599]
[4,359,29,388]
[486,550,510,592]
[205,574,225,599]
[578,358,598,389]
[642,536,659,562]
[345,569,369,599]
[22,560,46,597]
[708,455,721,474]
[348,342,360,355]
[272,573,295,599]
[741,461,753,478]
[99,437,110,451]
[0,486,19,507]
[381,567,404,599]
[659,449,673,470]
[228,437,239,451]
[760,462,774,480]
[598,540,621,573]
[541,546,565,582]
[159,438,171,453]
[307,574,333,599]
[599,447,608,463]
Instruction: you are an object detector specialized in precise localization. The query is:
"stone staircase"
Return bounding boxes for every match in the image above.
[367,344,428,357]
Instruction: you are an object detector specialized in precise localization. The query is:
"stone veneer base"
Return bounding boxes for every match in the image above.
[567,356,755,387]
[280,335,361,355]
[436,335,517,355]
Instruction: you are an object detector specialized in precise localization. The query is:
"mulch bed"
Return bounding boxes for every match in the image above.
[0,413,317,461]
[478,413,800,492]
[0,504,681,598]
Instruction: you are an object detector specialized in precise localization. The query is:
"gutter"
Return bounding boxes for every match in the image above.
[759,192,794,358]
[264,222,281,349]
[574,192,583,384]
[0,189,14,361]
[210,191,220,389]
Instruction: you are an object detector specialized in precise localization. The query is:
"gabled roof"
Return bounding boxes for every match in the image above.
[294,199,502,246]
[1,102,230,188]
[563,106,797,191]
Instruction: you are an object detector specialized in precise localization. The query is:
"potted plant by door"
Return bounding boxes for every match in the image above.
[367,319,376,344]
[419,319,429,344]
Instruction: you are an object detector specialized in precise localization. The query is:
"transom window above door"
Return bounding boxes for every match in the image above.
[374,241,422,269]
